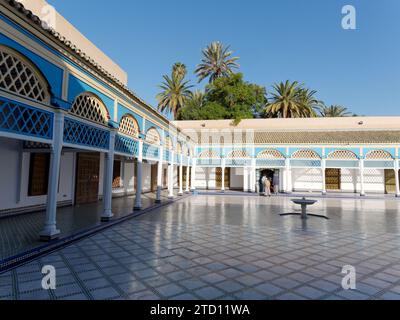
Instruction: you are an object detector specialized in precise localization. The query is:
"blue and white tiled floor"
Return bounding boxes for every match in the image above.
[1,194,400,300]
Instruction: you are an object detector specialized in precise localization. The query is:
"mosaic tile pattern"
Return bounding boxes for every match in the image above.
[0,192,171,261]
[1,195,400,300]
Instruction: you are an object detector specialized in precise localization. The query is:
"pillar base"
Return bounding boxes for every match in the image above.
[185,190,190,194]
[178,192,183,196]
[168,196,174,199]
[360,193,366,197]
[39,227,60,242]
[134,206,142,211]
[155,199,162,204]
[101,214,113,222]
[322,191,327,195]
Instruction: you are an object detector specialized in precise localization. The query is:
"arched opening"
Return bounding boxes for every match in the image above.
[0,45,51,103]
[70,92,110,125]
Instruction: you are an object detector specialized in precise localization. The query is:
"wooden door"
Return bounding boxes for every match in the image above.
[151,164,158,192]
[163,168,168,188]
[225,168,230,189]
[385,169,396,194]
[325,168,341,191]
[216,167,230,189]
[75,153,100,205]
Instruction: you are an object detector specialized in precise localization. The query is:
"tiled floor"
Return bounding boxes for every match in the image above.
[1,194,400,300]
[0,191,171,260]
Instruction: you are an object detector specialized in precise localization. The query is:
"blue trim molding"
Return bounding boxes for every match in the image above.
[63,117,110,150]
[0,97,53,140]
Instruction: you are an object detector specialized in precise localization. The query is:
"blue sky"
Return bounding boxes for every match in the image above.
[47,0,400,116]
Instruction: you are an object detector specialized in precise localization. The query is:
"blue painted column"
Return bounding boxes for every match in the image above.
[168,151,175,199]
[359,158,365,196]
[185,157,190,193]
[178,154,183,195]
[321,157,327,195]
[40,111,64,241]
[134,140,143,210]
[191,158,197,192]
[394,158,400,197]
[101,129,116,222]
[156,145,163,203]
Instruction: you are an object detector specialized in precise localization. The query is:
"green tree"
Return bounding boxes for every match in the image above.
[172,62,187,81]
[319,104,352,117]
[178,73,266,123]
[195,41,240,83]
[264,81,319,118]
[157,63,192,119]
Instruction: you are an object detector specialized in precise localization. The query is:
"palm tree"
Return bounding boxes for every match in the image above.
[296,88,321,117]
[157,64,193,119]
[187,90,206,109]
[172,62,187,81]
[319,104,352,117]
[195,41,240,83]
[265,81,309,118]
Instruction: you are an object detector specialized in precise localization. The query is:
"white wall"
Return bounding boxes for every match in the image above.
[194,167,218,189]
[363,169,385,193]
[230,167,244,190]
[340,168,359,192]
[142,162,151,192]
[292,168,323,192]
[0,138,74,212]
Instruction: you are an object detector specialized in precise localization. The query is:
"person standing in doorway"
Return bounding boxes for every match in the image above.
[273,172,279,195]
[260,175,266,195]
[264,177,271,197]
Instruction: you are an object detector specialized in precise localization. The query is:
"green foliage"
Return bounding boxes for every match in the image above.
[319,104,352,117]
[157,63,192,119]
[195,41,240,83]
[177,73,267,123]
[264,80,321,118]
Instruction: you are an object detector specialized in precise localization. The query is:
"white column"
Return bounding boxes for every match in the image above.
[221,158,226,192]
[101,129,116,221]
[191,158,197,192]
[178,154,183,195]
[168,151,174,198]
[360,158,365,196]
[321,158,327,195]
[134,140,143,210]
[185,158,190,193]
[156,146,163,203]
[395,159,400,197]
[40,111,64,241]
[243,166,249,192]
[285,157,292,193]
[250,158,256,193]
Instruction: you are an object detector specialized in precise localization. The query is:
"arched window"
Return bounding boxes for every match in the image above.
[118,114,139,138]
[70,92,109,125]
[227,150,250,159]
[164,136,173,150]
[365,150,393,160]
[176,142,182,154]
[145,127,161,145]
[292,149,321,159]
[198,150,219,159]
[327,150,358,160]
[0,45,50,103]
[257,149,285,159]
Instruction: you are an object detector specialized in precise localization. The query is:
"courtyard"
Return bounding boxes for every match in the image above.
[1,194,400,300]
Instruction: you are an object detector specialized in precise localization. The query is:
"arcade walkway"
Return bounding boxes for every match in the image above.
[0,191,173,262]
[1,194,400,300]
